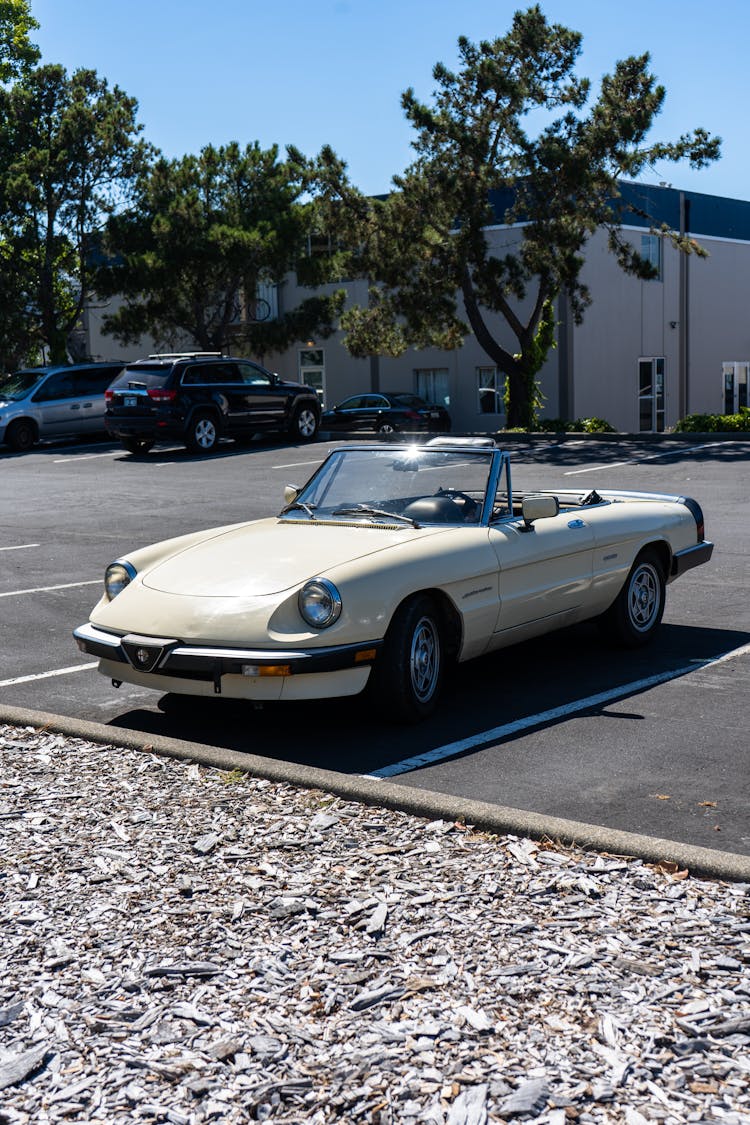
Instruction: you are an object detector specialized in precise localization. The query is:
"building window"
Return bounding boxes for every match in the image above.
[414,368,449,407]
[299,348,325,401]
[477,366,504,415]
[641,234,662,280]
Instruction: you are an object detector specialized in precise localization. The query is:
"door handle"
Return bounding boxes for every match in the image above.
[82,402,93,408]
[70,404,81,410]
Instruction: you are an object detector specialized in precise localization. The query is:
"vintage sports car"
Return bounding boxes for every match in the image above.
[74,438,713,723]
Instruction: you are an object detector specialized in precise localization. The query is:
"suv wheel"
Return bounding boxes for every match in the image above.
[186,412,219,453]
[5,419,36,452]
[288,404,319,442]
[122,438,154,455]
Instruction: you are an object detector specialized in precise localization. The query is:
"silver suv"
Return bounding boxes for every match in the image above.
[0,362,124,452]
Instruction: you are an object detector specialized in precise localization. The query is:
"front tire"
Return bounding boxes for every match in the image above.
[288,404,319,442]
[370,595,444,723]
[5,419,36,452]
[186,412,219,453]
[376,421,396,434]
[598,548,666,647]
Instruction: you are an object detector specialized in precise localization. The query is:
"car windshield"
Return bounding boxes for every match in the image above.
[390,394,427,408]
[283,445,496,526]
[0,370,45,400]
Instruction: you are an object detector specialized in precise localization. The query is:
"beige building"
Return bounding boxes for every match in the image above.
[85,181,750,433]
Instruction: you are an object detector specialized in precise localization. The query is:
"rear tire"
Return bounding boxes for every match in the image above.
[369,594,444,723]
[186,412,219,453]
[122,437,154,455]
[598,548,666,647]
[376,421,396,434]
[5,419,36,452]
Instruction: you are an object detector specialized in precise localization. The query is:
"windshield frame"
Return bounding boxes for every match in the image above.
[280,441,512,528]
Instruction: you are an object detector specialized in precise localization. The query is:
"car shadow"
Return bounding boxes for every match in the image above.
[104,621,749,776]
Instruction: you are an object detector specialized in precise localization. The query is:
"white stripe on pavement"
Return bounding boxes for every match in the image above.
[0,662,98,688]
[563,442,724,476]
[0,579,101,598]
[365,641,750,780]
[0,543,40,552]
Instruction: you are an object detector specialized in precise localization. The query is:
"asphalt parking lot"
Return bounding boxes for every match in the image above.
[1,432,749,859]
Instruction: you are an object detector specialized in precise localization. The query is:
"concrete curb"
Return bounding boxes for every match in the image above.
[3,702,749,885]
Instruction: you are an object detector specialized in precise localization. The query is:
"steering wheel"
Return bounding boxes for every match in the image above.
[436,488,479,521]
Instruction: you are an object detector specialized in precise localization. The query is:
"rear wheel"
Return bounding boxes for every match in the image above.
[376,421,396,434]
[288,404,319,442]
[598,548,666,647]
[5,419,36,452]
[186,412,219,453]
[121,437,154,455]
[370,594,444,723]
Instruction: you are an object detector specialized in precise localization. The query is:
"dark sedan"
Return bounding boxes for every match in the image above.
[321,392,451,434]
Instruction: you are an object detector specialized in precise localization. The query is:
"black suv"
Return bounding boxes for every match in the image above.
[104,353,321,454]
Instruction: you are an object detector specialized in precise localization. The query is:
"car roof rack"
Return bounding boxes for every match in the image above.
[145,352,223,360]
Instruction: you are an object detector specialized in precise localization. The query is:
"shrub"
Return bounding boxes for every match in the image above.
[675,408,750,432]
[535,416,616,433]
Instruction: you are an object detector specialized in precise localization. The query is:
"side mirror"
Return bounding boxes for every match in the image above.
[521,493,559,530]
[284,484,299,505]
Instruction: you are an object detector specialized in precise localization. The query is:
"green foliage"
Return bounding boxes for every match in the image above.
[675,408,750,432]
[532,416,616,433]
[98,142,344,356]
[0,0,39,85]
[0,64,149,363]
[316,5,719,429]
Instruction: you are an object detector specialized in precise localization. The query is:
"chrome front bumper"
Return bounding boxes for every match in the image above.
[74,621,381,694]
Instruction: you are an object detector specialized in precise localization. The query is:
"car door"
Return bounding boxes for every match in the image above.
[30,371,81,438]
[72,365,123,433]
[236,361,288,428]
[487,507,595,642]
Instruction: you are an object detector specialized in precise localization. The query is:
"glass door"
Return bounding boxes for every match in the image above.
[638,357,665,432]
[723,362,749,413]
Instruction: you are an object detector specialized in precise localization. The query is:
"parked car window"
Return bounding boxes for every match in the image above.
[364,395,391,408]
[211,363,241,384]
[33,373,76,401]
[238,364,272,387]
[338,396,367,410]
[75,366,123,395]
[391,394,427,408]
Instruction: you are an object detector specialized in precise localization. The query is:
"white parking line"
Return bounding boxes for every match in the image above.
[53,450,121,463]
[563,442,723,476]
[0,579,101,599]
[364,640,750,780]
[0,543,39,552]
[0,662,98,689]
[273,458,326,470]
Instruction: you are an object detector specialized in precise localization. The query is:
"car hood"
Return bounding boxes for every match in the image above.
[142,517,439,597]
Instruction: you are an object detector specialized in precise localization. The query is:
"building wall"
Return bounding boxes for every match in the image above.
[83,182,750,433]
[268,226,562,433]
[571,223,750,429]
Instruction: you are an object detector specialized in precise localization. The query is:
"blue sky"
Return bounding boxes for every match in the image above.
[30,0,749,201]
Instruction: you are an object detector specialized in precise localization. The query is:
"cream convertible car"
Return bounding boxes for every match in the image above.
[74,438,713,723]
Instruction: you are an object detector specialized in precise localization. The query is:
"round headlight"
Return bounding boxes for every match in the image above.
[298,578,342,629]
[105,560,137,601]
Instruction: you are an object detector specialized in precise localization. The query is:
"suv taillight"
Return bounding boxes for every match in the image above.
[147,387,177,403]
[104,389,114,403]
